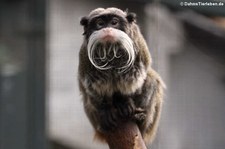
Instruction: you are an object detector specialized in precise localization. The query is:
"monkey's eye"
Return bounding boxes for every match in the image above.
[96,19,105,29]
[111,18,119,27]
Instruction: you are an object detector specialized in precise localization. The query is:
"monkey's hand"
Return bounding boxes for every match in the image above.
[133,108,147,123]
[97,95,147,132]
[113,96,147,126]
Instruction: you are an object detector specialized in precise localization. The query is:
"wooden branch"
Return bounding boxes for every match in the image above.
[104,121,147,149]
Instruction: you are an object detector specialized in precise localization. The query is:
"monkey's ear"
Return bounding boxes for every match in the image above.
[80,16,89,35]
[126,12,136,23]
[80,16,89,26]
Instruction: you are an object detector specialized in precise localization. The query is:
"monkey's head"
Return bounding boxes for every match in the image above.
[80,8,151,73]
[80,8,137,72]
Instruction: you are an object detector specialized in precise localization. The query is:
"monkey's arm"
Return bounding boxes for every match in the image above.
[141,69,164,144]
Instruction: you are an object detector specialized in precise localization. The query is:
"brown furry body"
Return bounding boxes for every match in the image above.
[78,8,164,144]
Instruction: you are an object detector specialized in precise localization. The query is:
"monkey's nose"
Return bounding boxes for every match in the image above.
[101,28,115,42]
[102,28,113,34]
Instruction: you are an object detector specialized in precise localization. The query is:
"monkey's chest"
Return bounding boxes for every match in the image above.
[90,68,147,96]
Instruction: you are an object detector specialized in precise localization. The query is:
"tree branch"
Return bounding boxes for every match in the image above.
[105,121,147,149]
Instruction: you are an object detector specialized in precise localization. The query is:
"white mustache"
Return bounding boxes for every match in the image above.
[96,44,122,62]
[87,28,135,73]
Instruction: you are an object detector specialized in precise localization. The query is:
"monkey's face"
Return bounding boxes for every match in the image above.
[80,8,137,73]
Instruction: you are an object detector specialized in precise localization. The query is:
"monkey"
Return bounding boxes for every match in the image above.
[78,7,165,145]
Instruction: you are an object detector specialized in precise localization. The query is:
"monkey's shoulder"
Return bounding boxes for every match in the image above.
[146,69,165,89]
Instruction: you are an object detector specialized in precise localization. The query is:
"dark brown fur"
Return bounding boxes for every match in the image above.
[78,8,164,145]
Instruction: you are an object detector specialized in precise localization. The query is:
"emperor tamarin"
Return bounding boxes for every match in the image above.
[78,7,165,144]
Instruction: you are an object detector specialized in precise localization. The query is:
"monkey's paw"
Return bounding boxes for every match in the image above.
[133,108,146,123]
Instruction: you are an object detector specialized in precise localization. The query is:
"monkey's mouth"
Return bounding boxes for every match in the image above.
[92,42,130,70]
[102,35,115,42]
[87,28,136,73]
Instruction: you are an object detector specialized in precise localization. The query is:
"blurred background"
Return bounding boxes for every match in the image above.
[0,0,225,149]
